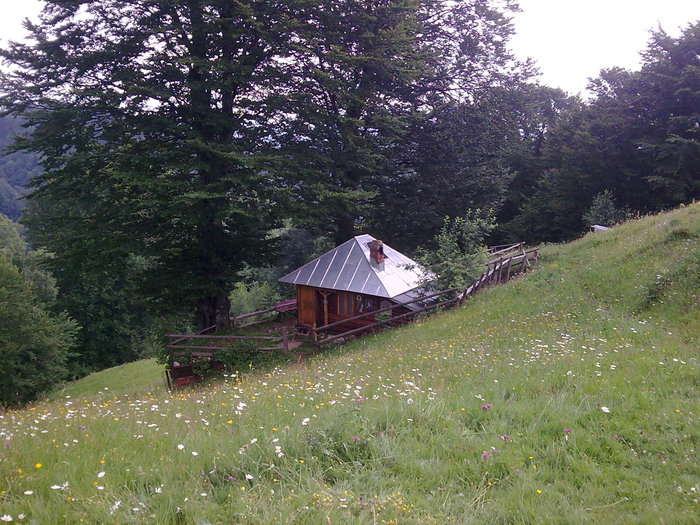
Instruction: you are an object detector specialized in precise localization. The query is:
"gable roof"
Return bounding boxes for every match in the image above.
[279,234,430,299]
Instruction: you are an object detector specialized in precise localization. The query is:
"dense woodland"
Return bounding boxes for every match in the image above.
[0,0,697,404]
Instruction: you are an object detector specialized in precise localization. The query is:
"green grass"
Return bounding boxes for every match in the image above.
[1,204,698,524]
[45,359,166,402]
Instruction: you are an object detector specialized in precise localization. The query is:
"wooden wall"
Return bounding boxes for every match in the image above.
[296,285,317,326]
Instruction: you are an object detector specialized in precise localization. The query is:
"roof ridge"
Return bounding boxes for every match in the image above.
[279,234,428,298]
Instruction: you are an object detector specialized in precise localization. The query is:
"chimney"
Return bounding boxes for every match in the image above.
[368,239,386,265]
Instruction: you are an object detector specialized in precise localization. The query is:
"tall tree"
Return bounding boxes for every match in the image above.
[276,0,523,245]
[639,23,700,202]
[371,92,519,251]
[507,22,700,243]
[1,1,297,330]
[0,215,77,405]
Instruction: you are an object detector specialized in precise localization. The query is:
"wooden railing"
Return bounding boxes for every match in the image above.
[313,287,460,344]
[458,247,539,301]
[312,243,539,345]
[164,244,539,388]
[164,300,298,389]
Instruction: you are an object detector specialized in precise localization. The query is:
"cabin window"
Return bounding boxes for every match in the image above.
[337,292,356,315]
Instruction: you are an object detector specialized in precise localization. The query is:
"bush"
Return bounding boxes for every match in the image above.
[582,190,629,227]
[0,215,78,405]
[185,339,288,380]
[417,209,496,291]
[0,255,77,405]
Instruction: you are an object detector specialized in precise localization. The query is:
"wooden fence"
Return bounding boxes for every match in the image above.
[164,244,538,388]
[311,243,539,344]
[458,245,539,301]
[313,287,460,344]
[164,300,299,388]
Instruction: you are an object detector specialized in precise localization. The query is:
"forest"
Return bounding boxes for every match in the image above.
[0,1,698,405]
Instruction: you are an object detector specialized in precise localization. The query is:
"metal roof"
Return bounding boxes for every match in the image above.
[278,234,431,299]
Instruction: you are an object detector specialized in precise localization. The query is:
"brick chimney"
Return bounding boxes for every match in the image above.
[368,239,386,265]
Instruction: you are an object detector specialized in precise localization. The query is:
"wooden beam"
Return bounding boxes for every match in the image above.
[167,345,225,351]
[316,287,459,332]
[318,296,460,344]
[165,334,279,340]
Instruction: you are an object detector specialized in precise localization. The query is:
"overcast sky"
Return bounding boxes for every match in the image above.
[1,0,698,96]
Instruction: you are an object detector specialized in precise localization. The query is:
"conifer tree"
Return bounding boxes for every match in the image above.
[1,1,297,330]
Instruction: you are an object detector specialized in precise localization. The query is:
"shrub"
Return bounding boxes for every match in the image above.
[229,280,281,317]
[582,190,629,227]
[0,255,77,405]
[417,209,495,291]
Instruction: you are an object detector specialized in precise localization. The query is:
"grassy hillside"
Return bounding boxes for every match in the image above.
[44,359,166,402]
[1,204,698,524]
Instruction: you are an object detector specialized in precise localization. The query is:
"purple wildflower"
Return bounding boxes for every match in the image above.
[480,404,493,410]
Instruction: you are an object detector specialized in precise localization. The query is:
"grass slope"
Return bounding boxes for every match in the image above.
[1,204,698,524]
[44,359,166,402]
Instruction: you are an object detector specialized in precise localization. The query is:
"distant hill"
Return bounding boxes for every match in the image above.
[0,116,40,220]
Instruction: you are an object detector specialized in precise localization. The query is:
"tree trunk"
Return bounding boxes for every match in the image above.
[196,296,232,332]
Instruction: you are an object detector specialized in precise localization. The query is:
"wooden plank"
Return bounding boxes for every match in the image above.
[504,256,514,281]
[169,322,217,345]
[274,299,298,312]
[233,306,276,322]
[520,252,530,274]
[297,285,317,326]
[165,334,278,340]
[319,296,460,344]
[316,287,459,332]
[167,345,226,351]
[169,351,215,358]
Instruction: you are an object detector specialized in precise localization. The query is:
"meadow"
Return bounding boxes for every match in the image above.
[1,204,698,524]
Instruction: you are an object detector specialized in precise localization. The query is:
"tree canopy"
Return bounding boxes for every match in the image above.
[0,215,77,405]
[0,2,697,383]
[1,0,525,332]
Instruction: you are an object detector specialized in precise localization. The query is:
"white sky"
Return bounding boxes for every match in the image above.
[511,0,700,95]
[1,0,698,96]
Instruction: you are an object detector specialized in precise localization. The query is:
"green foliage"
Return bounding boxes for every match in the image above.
[277,0,524,244]
[228,264,285,318]
[582,190,629,227]
[507,22,700,243]
[0,215,57,306]
[188,339,288,380]
[0,116,40,220]
[229,280,281,318]
[213,339,281,374]
[2,1,289,332]
[1,204,698,522]
[0,218,77,405]
[417,209,495,291]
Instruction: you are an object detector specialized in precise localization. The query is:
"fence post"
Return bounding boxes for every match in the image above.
[281,327,289,354]
[505,256,514,281]
[520,252,529,274]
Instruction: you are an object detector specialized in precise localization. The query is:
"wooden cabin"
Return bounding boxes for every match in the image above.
[279,234,432,333]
